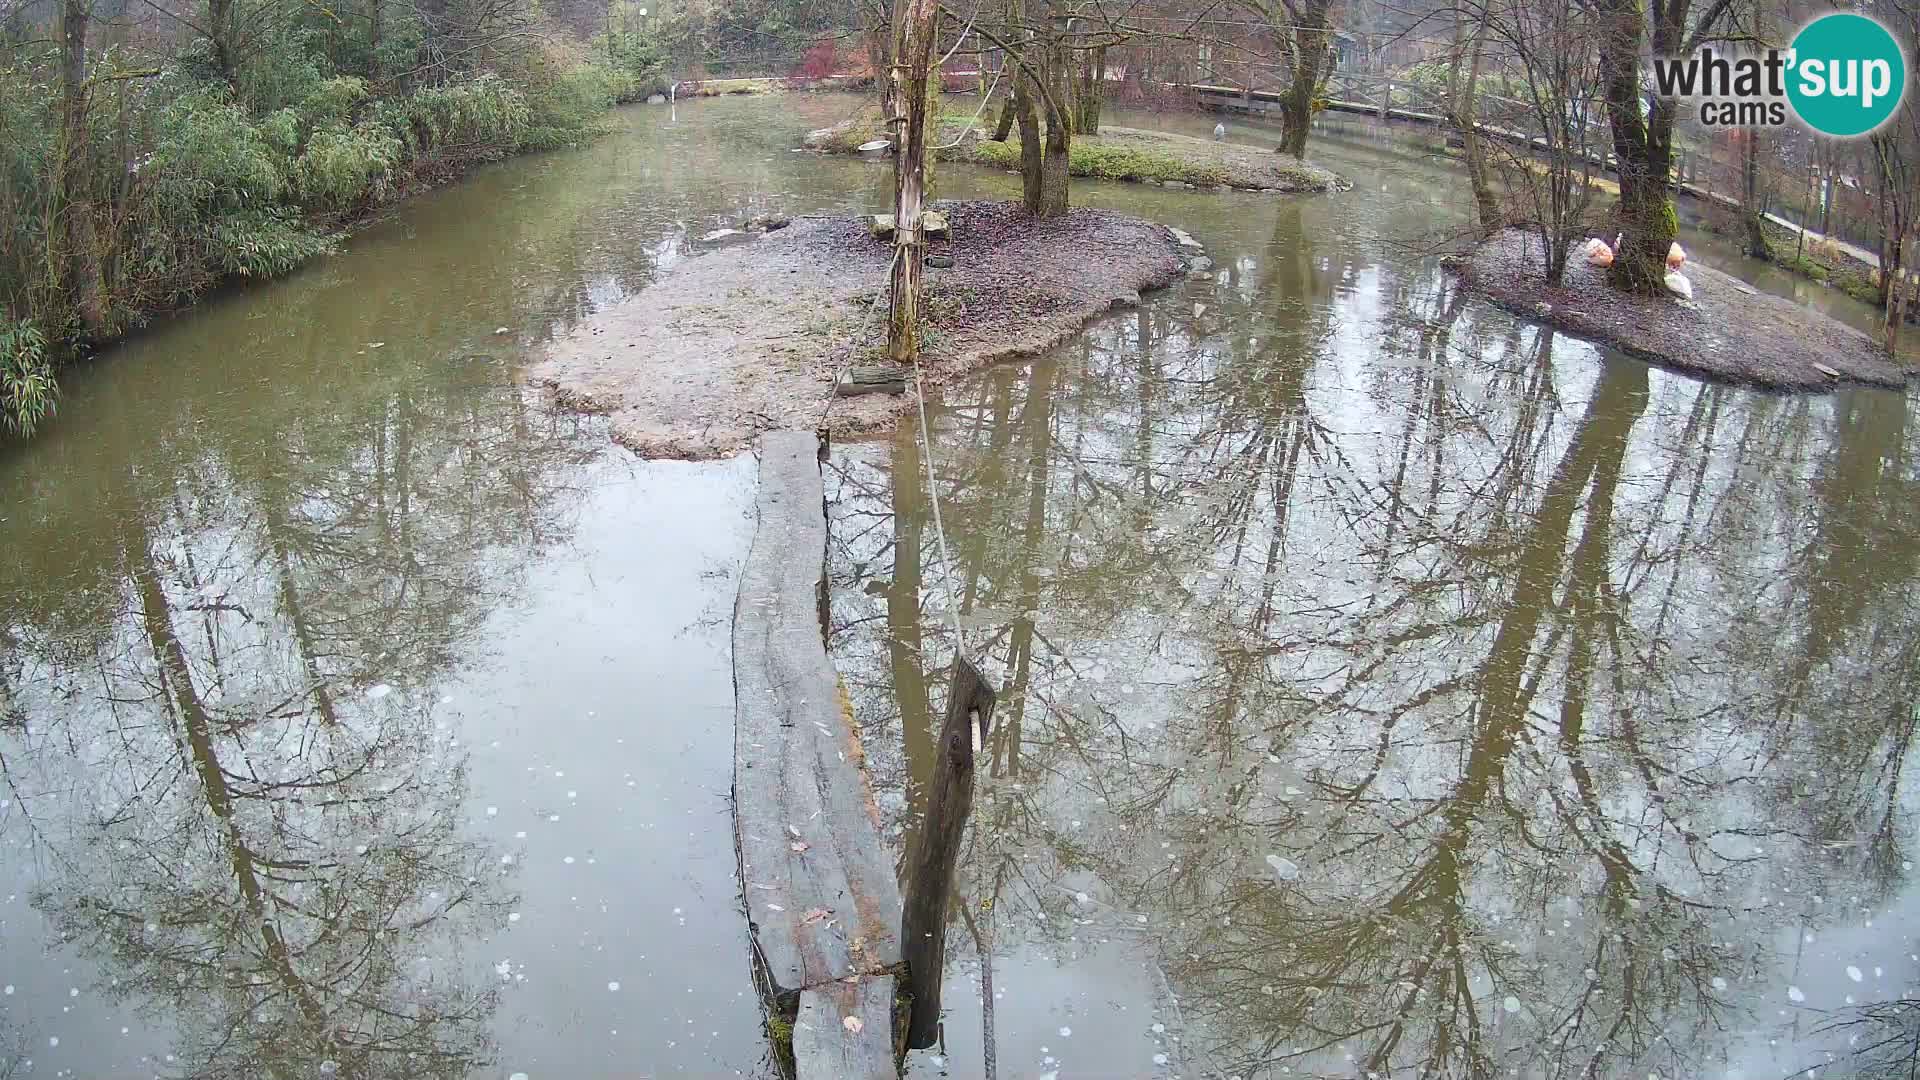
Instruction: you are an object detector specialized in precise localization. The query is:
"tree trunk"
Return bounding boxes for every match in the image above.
[1741,132,1772,261]
[993,87,1016,141]
[1038,117,1069,216]
[209,0,239,89]
[1075,46,1104,134]
[1089,47,1105,133]
[59,0,104,334]
[1014,58,1044,214]
[1277,0,1331,160]
[369,0,383,82]
[1595,0,1683,293]
[1448,11,1499,237]
[992,0,1021,140]
[1888,235,1909,355]
[885,0,939,363]
[899,659,995,1049]
[1026,23,1072,217]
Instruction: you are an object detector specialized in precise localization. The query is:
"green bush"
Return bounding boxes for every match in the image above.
[293,119,403,206]
[0,320,53,435]
[147,88,288,213]
[601,30,670,100]
[1,13,648,437]
[520,65,620,150]
[376,74,531,158]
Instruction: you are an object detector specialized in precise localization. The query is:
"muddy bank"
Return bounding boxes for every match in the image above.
[530,200,1189,457]
[805,112,1346,194]
[1448,229,1913,391]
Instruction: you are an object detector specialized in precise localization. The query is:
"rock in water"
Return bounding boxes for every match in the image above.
[646,93,667,104]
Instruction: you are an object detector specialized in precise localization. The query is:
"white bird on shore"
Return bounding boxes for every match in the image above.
[1664,268,1694,300]
[1213,122,1227,140]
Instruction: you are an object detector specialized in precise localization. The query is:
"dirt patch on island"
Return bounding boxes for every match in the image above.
[529,200,1188,458]
[1449,229,1913,391]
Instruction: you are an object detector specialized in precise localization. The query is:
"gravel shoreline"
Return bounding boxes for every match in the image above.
[529,200,1189,458]
[1448,229,1912,391]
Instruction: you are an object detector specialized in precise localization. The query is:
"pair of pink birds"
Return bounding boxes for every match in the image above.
[1583,234,1686,271]
[1583,233,1694,298]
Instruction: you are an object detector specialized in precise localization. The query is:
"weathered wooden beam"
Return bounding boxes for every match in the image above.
[732,431,905,1030]
[900,657,998,1049]
[793,975,899,1080]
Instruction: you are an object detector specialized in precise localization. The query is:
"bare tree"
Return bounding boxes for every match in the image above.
[1590,0,1737,292]
[1235,0,1334,158]
[1475,0,1605,284]
[885,0,939,361]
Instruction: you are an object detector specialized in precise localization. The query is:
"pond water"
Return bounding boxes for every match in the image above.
[824,110,1920,1079]
[0,90,1911,1080]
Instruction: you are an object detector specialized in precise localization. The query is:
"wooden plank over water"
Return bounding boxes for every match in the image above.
[793,976,898,1080]
[732,430,904,1014]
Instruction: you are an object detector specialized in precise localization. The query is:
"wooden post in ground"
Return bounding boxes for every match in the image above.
[901,657,997,1049]
[887,0,939,364]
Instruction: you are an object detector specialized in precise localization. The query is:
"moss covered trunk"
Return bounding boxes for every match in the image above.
[1014,61,1044,214]
[1038,120,1069,216]
[1277,0,1331,160]
[1594,0,1701,294]
[993,80,1017,140]
[1075,46,1104,134]
[1032,29,1072,217]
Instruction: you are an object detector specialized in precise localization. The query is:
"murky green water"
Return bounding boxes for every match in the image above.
[826,111,1920,1079]
[0,90,1910,1079]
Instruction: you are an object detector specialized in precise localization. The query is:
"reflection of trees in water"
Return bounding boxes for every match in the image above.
[0,380,598,1078]
[828,251,1920,1077]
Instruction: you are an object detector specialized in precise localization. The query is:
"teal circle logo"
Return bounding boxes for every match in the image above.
[1787,13,1907,137]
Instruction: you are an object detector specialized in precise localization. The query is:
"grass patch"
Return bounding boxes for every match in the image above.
[1776,249,1880,304]
[955,137,1231,186]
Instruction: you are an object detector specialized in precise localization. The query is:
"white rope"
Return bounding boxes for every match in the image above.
[934,63,1005,151]
[908,351,967,659]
